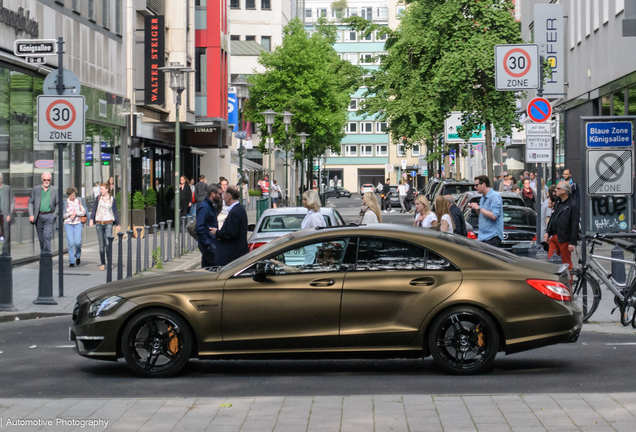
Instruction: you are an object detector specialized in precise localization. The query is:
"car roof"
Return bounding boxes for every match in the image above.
[259,207,335,217]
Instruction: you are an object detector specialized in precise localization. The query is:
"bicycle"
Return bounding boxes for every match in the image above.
[571,232,636,326]
[278,190,290,208]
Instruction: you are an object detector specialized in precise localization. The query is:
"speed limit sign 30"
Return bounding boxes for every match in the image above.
[495,44,539,91]
[37,95,85,142]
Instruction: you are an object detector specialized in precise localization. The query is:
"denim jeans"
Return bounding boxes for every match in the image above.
[64,223,83,264]
[95,223,113,265]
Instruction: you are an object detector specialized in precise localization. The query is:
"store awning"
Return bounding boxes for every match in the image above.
[231,156,266,172]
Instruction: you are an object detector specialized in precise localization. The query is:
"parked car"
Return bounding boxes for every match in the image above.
[326,186,351,198]
[464,205,537,251]
[456,191,526,213]
[248,207,345,251]
[70,224,581,378]
[360,184,375,194]
[421,178,445,201]
[431,179,475,203]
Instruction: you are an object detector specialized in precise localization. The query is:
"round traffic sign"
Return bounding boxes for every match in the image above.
[527,97,552,123]
[45,99,77,130]
[503,48,532,78]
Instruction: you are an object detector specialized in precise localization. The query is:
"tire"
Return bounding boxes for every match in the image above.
[620,280,636,327]
[121,308,192,378]
[428,306,499,375]
[571,270,601,322]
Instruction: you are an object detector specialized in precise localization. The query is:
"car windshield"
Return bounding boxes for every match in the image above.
[443,184,474,195]
[441,234,520,263]
[220,234,293,273]
[504,208,536,226]
[258,214,331,232]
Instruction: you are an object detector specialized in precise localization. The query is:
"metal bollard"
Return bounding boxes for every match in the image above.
[159,222,165,264]
[106,236,114,282]
[117,232,124,280]
[136,227,143,274]
[153,224,158,267]
[127,230,133,279]
[181,216,186,257]
[612,243,626,284]
[144,226,150,271]
[34,252,57,305]
[187,216,192,252]
[166,220,173,262]
[548,253,562,264]
[0,255,17,311]
[17,213,23,244]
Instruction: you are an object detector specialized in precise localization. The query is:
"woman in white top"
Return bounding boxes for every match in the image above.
[434,195,454,233]
[89,183,121,270]
[63,186,87,267]
[360,192,382,224]
[301,190,326,265]
[414,195,437,228]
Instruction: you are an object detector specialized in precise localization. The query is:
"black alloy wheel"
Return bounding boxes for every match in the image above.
[428,306,499,375]
[121,309,192,378]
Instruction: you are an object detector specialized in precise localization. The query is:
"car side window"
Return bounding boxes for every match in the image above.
[425,250,456,270]
[268,239,348,274]
[334,210,345,226]
[356,238,426,271]
[323,215,332,227]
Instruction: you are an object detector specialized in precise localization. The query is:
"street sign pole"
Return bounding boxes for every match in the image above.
[56,36,65,297]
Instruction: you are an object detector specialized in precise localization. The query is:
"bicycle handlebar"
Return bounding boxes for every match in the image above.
[596,232,636,239]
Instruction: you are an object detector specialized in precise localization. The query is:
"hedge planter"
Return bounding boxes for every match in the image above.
[145,206,157,231]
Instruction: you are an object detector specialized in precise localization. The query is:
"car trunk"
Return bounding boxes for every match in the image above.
[514,258,571,287]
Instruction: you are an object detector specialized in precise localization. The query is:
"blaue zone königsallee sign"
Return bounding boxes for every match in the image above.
[586,122,632,147]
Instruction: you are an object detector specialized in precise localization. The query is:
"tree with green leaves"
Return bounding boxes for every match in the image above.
[347,0,523,184]
[245,17,362,189]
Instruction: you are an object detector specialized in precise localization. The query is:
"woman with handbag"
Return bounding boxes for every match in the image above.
[271,179,281,208]
[63,186,87,267]
[90,182,120,271]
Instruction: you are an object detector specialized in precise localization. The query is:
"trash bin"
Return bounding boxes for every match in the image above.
[511,243,533,258]
[256,198,269,221]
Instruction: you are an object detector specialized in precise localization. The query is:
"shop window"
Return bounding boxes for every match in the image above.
[629,86,636,115]
[613,90,625,116]
[601,95,611,116]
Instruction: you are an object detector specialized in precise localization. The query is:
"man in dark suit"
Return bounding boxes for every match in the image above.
[445,195,467,236]
[209,185,248,266]
[28,172,59,252]
[196,183,219,268]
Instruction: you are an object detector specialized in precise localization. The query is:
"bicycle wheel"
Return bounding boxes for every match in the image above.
[572,270,602,322]
[620,280,636,326]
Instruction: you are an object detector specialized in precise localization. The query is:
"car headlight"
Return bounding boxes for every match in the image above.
[88,296,124,317]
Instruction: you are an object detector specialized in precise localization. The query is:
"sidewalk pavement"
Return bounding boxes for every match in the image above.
[3,393,636,431]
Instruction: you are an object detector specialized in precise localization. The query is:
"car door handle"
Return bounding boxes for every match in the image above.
[309,278,336,287]
[410,277,436,286]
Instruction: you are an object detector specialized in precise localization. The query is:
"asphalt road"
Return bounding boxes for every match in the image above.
[0,316,633,398]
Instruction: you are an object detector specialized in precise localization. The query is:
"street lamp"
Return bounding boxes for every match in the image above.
[230,79,253,206]
[281,111,294,203]
[297,132,310,197]
[159,62,195,258]
[261,109,277,208]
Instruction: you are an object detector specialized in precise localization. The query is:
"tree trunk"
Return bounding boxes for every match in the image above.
[444,148,450,178]
[307,155,313,190]
[485,120,494,187]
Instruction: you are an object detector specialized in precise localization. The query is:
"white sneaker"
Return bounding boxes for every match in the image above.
[0,236,3,242]
[383,210,387,213]
[390,209,395,213]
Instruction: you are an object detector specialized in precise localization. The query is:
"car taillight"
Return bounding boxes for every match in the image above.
[532,235,537,241]
[526,279,571,301]
[467,231,477,239]
[248,242,267,251]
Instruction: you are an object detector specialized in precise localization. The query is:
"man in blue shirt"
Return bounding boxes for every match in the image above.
[468,175,504,248]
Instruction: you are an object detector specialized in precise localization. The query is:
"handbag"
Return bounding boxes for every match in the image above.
[80,215,88,224]
[187,220,198,241]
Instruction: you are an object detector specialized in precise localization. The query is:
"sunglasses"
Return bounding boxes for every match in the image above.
[42,179,51,182]
[556,187,563,190]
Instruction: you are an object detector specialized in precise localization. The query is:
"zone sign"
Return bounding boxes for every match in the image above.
[37,95,85,143]
[495,44,540,91]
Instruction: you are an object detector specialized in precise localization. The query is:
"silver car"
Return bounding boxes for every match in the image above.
[248,207,346,252]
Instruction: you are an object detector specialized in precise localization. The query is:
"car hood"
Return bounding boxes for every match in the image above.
[81,270,221,301]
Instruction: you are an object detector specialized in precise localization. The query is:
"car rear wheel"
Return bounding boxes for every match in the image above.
[428,306,499,375]
[121,309,192,378]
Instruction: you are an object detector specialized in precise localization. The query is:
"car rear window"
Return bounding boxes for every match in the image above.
[443,184,474,195]
[259,214,332,232]
[502,197,525,207]
[504,208,536,226]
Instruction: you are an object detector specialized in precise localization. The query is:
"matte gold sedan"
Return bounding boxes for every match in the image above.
[70,225,582,377]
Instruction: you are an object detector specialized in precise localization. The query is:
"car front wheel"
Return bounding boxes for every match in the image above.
[121,308,192,378]
[428,306,499,375]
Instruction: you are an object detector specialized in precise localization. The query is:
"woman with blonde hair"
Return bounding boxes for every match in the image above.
[414,195,437,228]
[301,189,326,265]
[434,195,454,233]
[360,192,382,224]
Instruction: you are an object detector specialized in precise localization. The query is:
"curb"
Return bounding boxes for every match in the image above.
[0,312,71,323]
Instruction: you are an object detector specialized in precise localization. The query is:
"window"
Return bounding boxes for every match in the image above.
[360,122,373,133]
[346,53,357,65]
[349,99,357,111]
[376,122,387,132]
[346,122,358,133]
[356,238,426,271]
[306,30,312,38]
[230,0,240,8]
[334,31,342,42]
[261,0,271,9]
[348,7,358,17]
[332,8,344,19]
[249,239,350,275]
[305,8,312,19]
[329,148,341,157]
[397,144,406,157]
[246,35,256,41]
[396,5,406,19]
[115,0,122,34]
[613,90,625,116]
[345,145,357,156]
[88,0,95,21]
[72,0,80,13]
[346,31,357,41]
[261,36,271,51]
[412,144,421,156]
[361,145,373,156]
[360,53,373,64]
[195,48,207,93]
[102,0,110,29]
[318,8,327,17]
[246,0,255,9]
[362,32,373,42]
[361,7,373,20]
[376,145,388,156]
[377,7,389,19]
[230,35,240,40]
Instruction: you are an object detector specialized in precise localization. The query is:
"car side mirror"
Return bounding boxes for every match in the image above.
[253,260,275,282]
